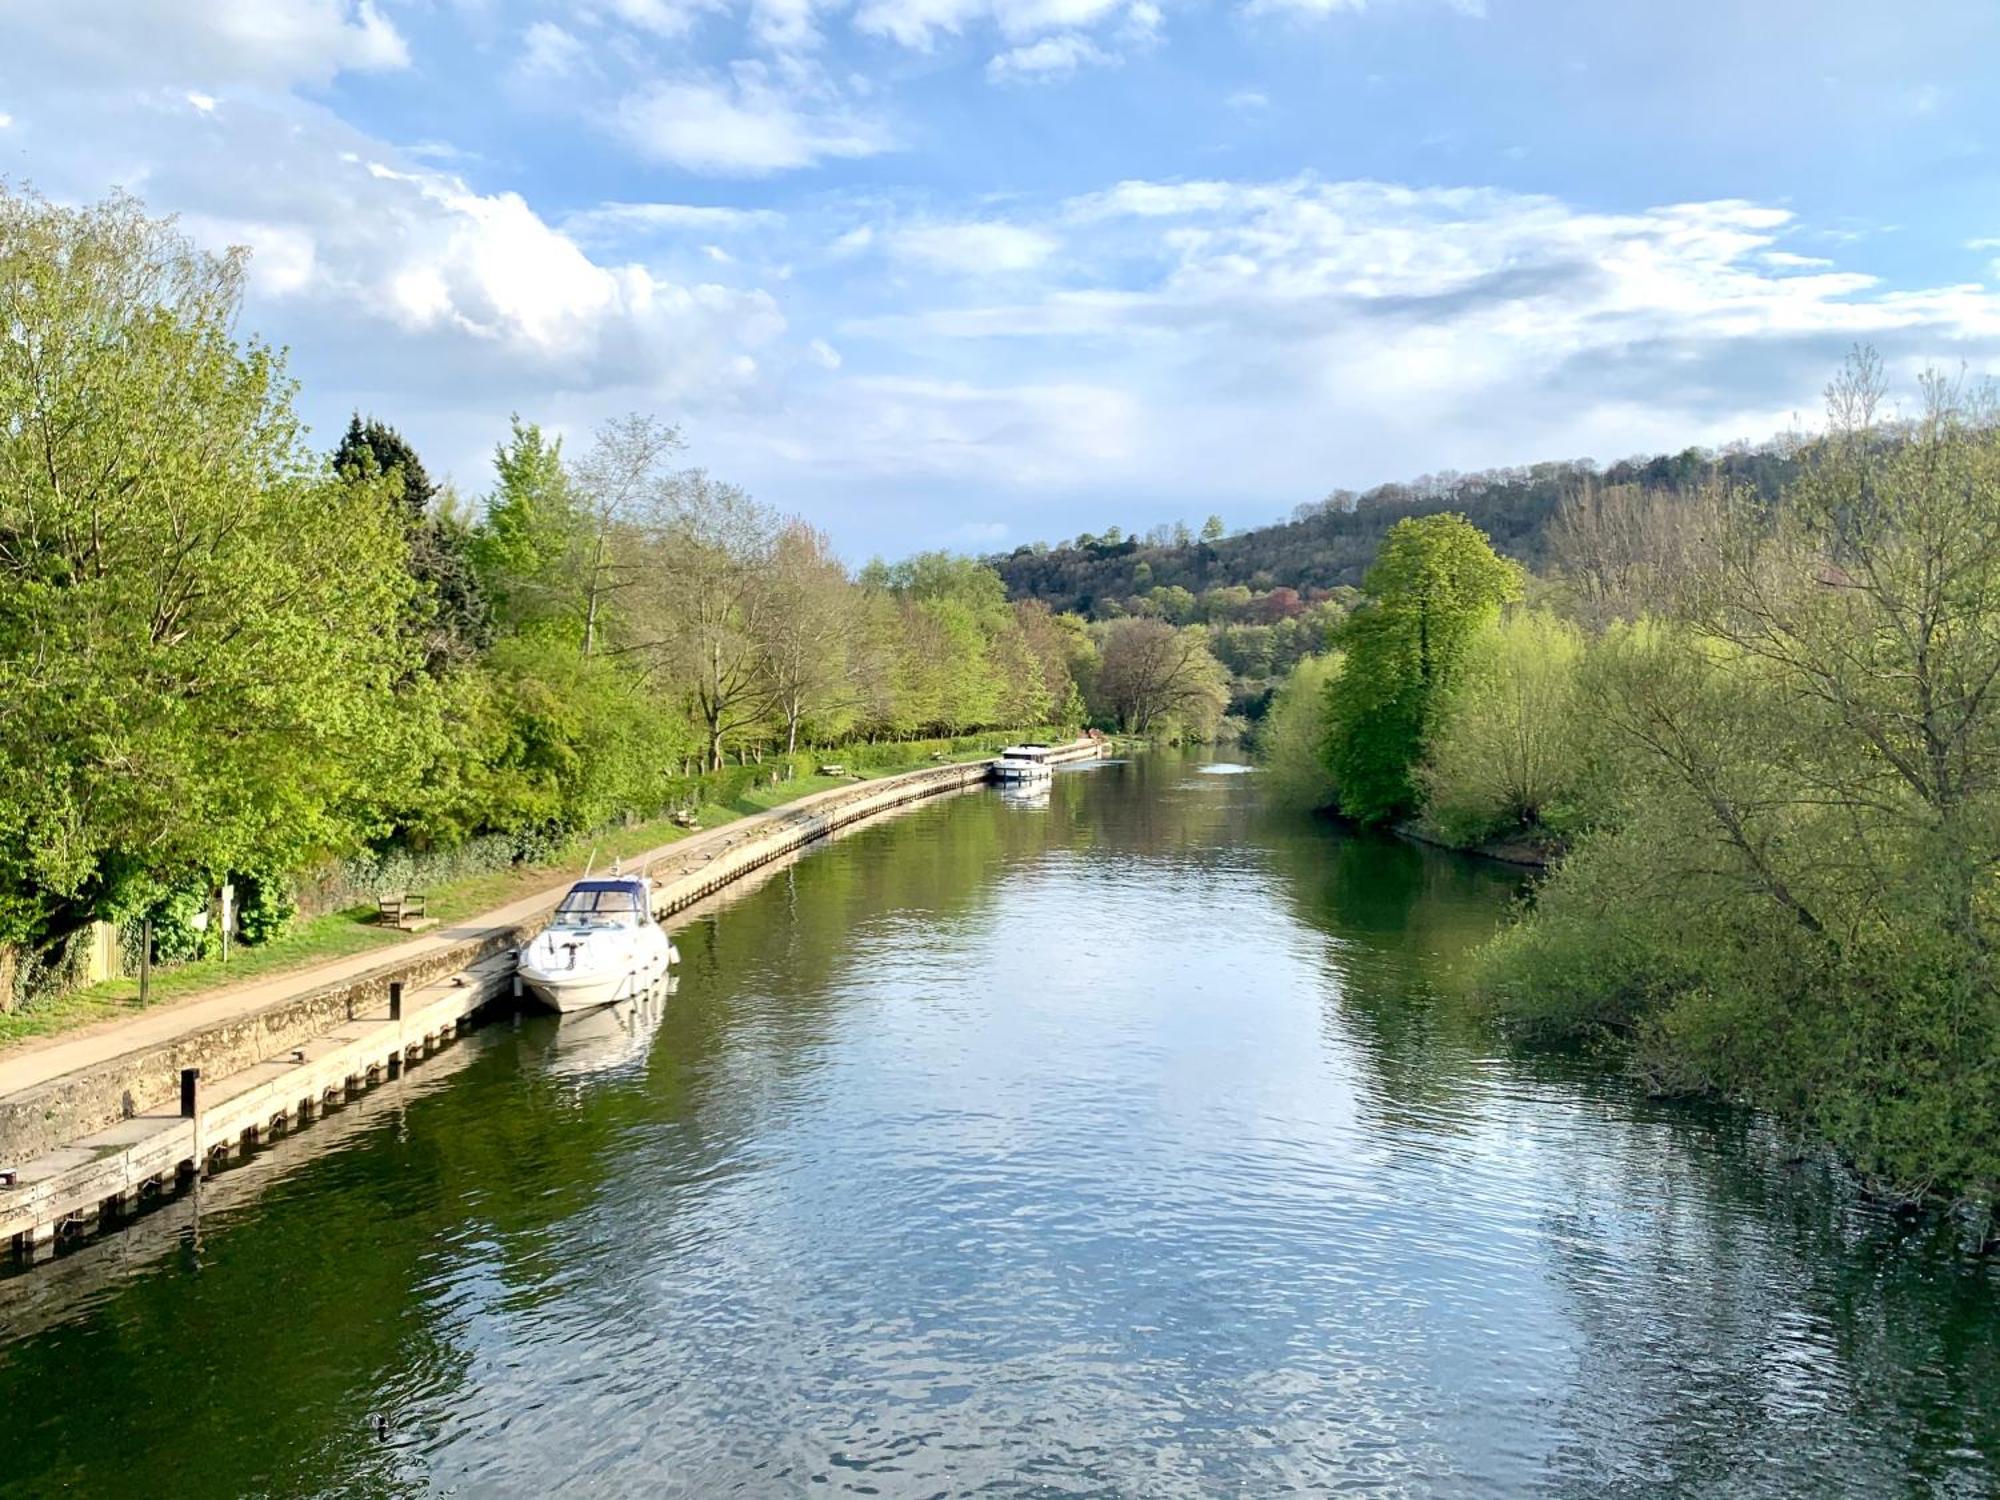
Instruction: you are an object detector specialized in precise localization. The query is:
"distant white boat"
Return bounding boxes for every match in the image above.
[517,875,679,1014]
[992,743,1056,783]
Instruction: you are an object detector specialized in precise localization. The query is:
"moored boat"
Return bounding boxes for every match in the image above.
[517,875,679,1014]
[992,743,1056,782]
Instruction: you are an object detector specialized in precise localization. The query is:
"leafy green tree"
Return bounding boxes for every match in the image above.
[1201,515,1226,542]
[335,413,490,671]
[0,188,422,995]
[1420,609,1590,844]
[1321,513,1521,823]
[471,416,584,642]
[1260,653,1343,809]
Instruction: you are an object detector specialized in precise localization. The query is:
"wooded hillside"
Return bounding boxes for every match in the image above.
[991,444,1799,617]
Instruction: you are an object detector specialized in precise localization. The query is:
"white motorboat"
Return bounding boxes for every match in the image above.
[992,743,1056,783]
[517,875,679,1014]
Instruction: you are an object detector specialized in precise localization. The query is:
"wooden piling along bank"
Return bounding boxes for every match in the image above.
[1,739,1105,1263]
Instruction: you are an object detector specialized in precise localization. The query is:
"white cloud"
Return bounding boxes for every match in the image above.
[1227,89,1270,110]
[827,175,2000,512]
[1122,0,1163,39]
[179,214,319,296]
[7,0,409,88]
[855,0,1126,47]
[0,114,12,129]
[3,61,792,425]
[332,162,785,380]
[564,202,787,240]
[517,22,588,80]
[186,91,218,114]
[988,33,1116,81]
[807,337,843,369]
[751,0,828,50]
[1241,0,1478,16]
[613,67,894,175]
[886,220,1060,272]
[591,0,725,37]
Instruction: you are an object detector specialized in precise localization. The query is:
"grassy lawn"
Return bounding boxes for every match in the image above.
[0,741,1022,1052]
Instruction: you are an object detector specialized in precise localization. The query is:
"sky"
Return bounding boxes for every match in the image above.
[4,1,2000,559]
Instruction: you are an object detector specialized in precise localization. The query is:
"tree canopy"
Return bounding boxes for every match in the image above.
[1320,513,1521,823]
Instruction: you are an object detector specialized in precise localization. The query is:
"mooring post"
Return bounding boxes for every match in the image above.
[181,1066,201,1164]
[140,916,154,1008]
[388,980,403,1023]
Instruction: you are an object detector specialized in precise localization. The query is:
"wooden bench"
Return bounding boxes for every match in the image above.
[376,892,429,930]
[817,764,846,777]
[672,808,700,829]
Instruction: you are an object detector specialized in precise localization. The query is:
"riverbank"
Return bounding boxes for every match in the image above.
[1,734,1050,1053]
[1392,818,1555,870]
[1,738,1104,1260]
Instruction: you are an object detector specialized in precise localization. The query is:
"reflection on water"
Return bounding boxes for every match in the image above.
[531,984,676,1084]
[997,781,1051,811]
[1,753,1995,1498]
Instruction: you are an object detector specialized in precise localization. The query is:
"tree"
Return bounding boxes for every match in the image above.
[758,522,859,753]
[630,469,779,769]
[1321,513,1521,823]
[1201,515,1226,543]
[335,413,490,672]
[335,415,436,521]
[471,416,584,641]
[0,187,420,995]
[570,413,684,659]
[1261,653,1343,809]
[1474,354,2000,1200]
[1013,599,1092,728]
[1545,479,1720,628]
[1092,618,1229,737]
[1420,609,1589,843]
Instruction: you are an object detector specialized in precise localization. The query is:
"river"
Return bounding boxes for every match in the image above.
[2,752,1996,1497]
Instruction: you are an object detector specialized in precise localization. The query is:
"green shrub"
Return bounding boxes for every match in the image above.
[231,864,297,946]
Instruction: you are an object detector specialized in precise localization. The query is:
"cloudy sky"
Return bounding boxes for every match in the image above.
[5,2,2000,556]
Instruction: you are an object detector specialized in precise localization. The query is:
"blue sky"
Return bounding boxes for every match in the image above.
[5,1,2000,559]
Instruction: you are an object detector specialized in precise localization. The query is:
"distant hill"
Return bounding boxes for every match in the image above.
[990,442,1798,619]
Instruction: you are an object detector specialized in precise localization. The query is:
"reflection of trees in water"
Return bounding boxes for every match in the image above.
[1246,750,2000,1495]
[1532,1111,2000,1497]
[1249,785,1521,1136]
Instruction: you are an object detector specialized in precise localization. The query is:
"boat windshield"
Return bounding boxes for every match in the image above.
[556,886,644,925]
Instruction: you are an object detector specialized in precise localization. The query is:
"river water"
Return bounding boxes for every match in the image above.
[2,753,1996,1497]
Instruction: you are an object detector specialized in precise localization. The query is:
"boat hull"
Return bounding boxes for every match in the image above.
[519,939,679,1014]
[992,763,1054,782]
